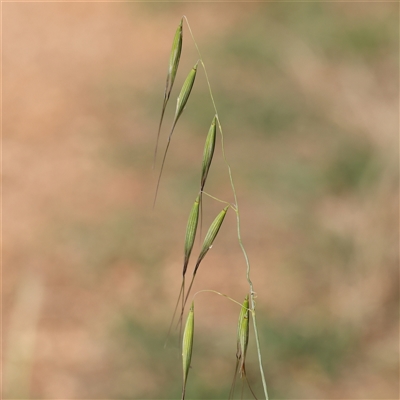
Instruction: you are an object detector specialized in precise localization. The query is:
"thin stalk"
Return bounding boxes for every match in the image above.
[183,16,269,400]
[202,191,234,208]
[193,289,246,308]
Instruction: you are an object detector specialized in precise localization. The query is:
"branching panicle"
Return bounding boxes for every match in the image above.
[155,17,269,400]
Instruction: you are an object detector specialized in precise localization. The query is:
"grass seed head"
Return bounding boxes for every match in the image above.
[195,205,229,272]
[154,19,183,167]
[174,62,198,123]
[168,18,183,90]
[200,115,217,190]
[183,194,201,275]
[153,61,198,207]
[182,302,195,399]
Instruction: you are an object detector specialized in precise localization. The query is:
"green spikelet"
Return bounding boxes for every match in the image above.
[154,62,199,207]
[154,19,183,167]
[200,115,217,191]
[182,302,195,400]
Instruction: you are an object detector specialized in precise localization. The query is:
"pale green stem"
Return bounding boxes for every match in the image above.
[193,289,248,309]
[201,191,236,210]
[183,16,269,400]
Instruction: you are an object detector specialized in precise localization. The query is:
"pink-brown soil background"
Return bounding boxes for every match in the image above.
[2,2,399,399]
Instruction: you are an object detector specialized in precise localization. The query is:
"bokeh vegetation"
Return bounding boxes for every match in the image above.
[3,2,398,399]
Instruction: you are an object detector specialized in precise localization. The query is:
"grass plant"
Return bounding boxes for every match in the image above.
[154,17,269,400]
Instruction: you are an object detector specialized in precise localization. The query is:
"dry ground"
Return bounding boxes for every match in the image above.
[3,2,398,399]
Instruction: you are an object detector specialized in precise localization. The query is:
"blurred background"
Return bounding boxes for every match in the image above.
[3,1,399,399]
